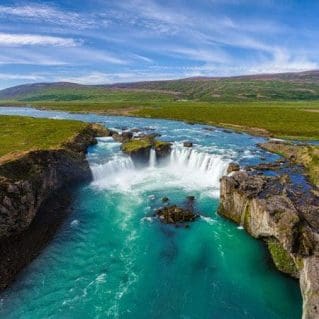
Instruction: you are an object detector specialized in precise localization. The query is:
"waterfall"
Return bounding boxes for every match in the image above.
[91,156,135,181]
[168,145,230,188]
[149,148,156,168]
[90,143,230,193]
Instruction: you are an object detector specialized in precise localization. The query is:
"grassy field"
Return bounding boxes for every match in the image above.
[1,99,318,140]
[135,101,319,140]
[0,78,319,140]
[0,116,87,159]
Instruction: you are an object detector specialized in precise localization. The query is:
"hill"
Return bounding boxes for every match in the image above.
[1,70,319,102]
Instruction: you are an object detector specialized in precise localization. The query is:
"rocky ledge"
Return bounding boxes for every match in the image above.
[121,135,171,166]
[0,123,108,290]
[219,164,319,319]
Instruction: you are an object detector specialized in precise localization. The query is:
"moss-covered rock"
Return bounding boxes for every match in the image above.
[121,138,153,166]
[267,238,298,277]
[154,140,172,160]
[121,136,171,166]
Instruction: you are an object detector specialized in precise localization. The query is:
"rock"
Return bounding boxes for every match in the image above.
[121,135,172,167]
[162,197,169,203]
[112,131,133,143]
[156,205,199,224]
[218,167,319,318]
[183,141,193,148]
[0,123,105,291]
[154,141,172,160]
[122,138,153,167]
[227,162,240,174]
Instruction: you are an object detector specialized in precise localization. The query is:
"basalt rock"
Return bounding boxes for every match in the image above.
[0,123,107,291]
[121,136,172,166]
[112,131,133,143]
[156,205,199,224]
[154,141,172,160]
[183,141,193,148]
[227,162,240,174]
[219,163,319,319]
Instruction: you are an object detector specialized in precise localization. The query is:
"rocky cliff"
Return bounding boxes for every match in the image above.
[0,123,107,290]
[219,164,319,319]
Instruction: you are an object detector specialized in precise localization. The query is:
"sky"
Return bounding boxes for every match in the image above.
[0,0,319,89]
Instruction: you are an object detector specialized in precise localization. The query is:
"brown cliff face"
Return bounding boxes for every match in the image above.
[0,123,107,290]
[219,168,319,319]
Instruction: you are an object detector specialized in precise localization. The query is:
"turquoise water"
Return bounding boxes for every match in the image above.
[0,107,302,318]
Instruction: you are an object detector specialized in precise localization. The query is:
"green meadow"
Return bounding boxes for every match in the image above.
[0,116,87,158]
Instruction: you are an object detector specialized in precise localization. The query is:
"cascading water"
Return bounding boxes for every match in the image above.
[168,144,230,189]
[91,156,135,181]
[90,142,230,195]
[149,148,156,168]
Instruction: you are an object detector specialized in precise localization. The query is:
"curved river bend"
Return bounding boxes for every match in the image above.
[0,107,301,319]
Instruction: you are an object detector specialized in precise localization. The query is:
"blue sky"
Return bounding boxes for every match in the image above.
[0,0,318,89]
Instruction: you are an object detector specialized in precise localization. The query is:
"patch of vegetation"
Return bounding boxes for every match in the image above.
[0,115,87,159]
[261,142,319,187]
[11,87,177,103]
[121,138,153,153]
[267,238,298,276]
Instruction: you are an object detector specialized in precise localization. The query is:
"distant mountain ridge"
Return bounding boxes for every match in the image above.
[1,70,319,102]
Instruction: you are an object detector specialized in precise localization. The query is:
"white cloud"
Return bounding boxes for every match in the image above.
[0,4,93,29]
[0,33,78,47]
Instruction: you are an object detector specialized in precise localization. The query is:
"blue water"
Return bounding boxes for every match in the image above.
[0,107,301,318]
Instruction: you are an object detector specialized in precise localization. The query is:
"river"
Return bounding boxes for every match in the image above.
[0,107,301,319]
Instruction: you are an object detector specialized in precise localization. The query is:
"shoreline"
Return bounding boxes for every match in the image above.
[0,123,108,291]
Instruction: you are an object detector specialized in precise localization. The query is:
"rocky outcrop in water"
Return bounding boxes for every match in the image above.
[0,123,108,290]
[219,164,319,319]
[156,205,199,224]
[121,135,172,166]
[155,196,199,225]
[183,141,193,148]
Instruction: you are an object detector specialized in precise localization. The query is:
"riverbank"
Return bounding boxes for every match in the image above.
[260,141,319,188]
[219,158,319,319]
[1,100,319,140]
[0,116,107,290]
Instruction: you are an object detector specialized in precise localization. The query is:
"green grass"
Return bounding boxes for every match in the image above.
[135,101,319,140]
[1,84,319,140]
[125,79,319,101]
[0,115,87,158]
[121,138,153,153]
[8,87,177,103]
[1,100,319,140]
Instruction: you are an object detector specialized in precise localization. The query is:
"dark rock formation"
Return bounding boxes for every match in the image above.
[121,138,153,167]
[121,136,172,166]
[156,205,199,224]
[112,131,133,143]
[183,141,193,148]
[0,123,107,291]
[154,141,172,160]
[219,164,319,319]
[227,162,240,174]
